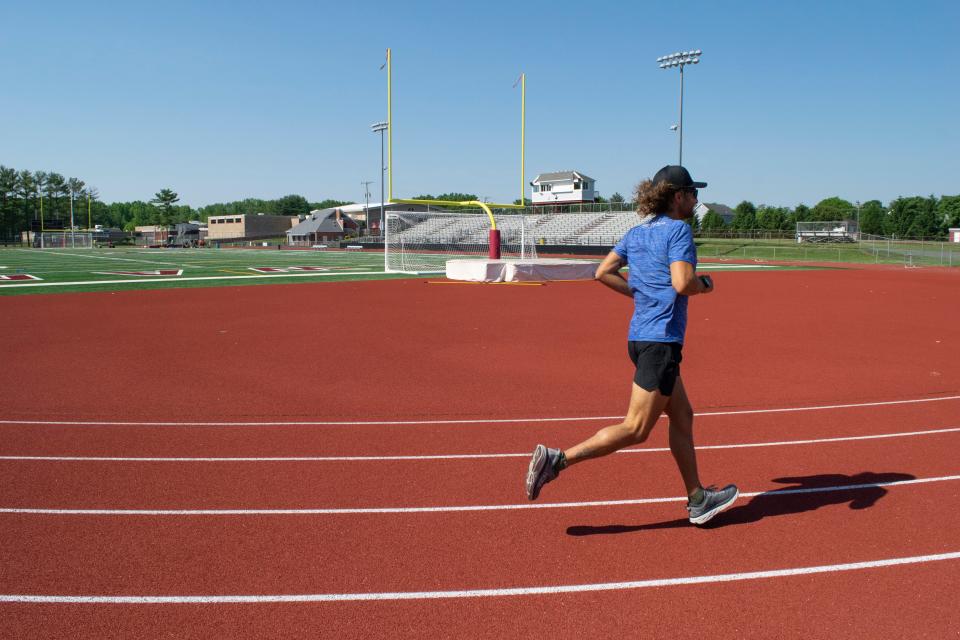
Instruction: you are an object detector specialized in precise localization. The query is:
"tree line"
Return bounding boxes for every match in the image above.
[0,165,352,240]
[3,165,958,240]
[697,195,960,238]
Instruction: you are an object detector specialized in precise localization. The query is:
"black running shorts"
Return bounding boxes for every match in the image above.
[628,341,683,396]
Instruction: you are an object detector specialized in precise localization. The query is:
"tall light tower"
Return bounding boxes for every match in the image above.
[370,121,388,234]
[361,181,373,234]
[657,49,702,166]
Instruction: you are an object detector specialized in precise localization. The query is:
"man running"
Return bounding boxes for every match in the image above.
[524,165,738,526]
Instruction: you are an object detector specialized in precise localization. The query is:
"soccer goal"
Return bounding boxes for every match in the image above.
[35,232,93,248]
[385,211,537,274]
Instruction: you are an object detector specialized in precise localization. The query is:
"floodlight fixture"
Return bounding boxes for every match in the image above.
[657,48,703,166]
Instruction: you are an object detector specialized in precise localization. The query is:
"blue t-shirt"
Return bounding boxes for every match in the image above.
[612,215,697,344]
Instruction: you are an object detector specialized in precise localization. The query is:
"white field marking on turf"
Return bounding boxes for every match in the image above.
[3,425,959,463]
[15,249,189,267]
[0,271,383,288]
[1,473,958,515]
[1,394,957,426]
[3,550,960,603]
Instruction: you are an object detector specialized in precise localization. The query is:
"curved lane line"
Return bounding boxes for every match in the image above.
[2,551,959,603]
[1,473,957,515]
[1,394,958,426]
[2,425,959,462]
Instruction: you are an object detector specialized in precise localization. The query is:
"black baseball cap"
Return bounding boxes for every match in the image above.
[652,165,707,189]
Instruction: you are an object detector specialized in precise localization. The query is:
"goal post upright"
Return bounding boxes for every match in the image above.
[385,50,526,266]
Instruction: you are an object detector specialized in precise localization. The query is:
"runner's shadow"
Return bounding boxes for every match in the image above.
[566,471,916,536]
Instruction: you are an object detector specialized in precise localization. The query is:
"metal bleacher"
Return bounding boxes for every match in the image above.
[366,208,647,247]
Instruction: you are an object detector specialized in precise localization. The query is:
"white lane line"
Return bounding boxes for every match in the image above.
[696,264,776,269]
[3,550,959,603]
[0,271,383,288]
[1,394,957,426]
[3,425,959,462]
[2,473,956,515]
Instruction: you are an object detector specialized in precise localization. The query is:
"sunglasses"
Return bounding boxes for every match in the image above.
[681,188,698,198]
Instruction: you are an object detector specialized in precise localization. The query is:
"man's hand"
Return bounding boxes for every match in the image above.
[698,274,714,293]
[670,261,713,295]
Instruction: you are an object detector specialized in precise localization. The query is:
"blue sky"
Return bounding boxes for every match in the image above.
[1,0,957,209]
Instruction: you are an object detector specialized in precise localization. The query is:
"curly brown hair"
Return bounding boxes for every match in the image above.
[634,179,679,216]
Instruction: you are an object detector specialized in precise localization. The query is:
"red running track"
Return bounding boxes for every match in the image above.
[1,266,959,638]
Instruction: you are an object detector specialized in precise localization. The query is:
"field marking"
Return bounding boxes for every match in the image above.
[1,473,957,515]
[696,263,776,269]
[0,271,383,288]
[16,249,190,267]
[2,394,957,426]
[3,425,958,463]
[2,550,959,603]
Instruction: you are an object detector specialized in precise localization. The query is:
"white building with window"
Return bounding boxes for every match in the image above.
[530,171,596,205]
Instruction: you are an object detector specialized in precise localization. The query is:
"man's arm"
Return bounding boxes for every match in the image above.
[670,260,713,296]
[595,251,632,298]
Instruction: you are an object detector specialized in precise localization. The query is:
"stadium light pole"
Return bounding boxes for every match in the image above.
[657,49,702,166]
[371,121,388,235]
[855,200,861,241]
[361,180,373,235]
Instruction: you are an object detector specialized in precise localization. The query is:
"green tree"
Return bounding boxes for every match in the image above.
[311,199,353,210]
[906,196,940,238]
[756,206,787,231]
[150,188,180,227]
[936,195,960,234]
[45,172,67,222]
[0,166,19,239]
[885,196,937,238]
[730,201,757,230]
[17,171,40,228]
[857,200,885,236]
[699,208,727,231]
[66,178,85,228]
[609,192,625,203]
[811,197,854,222]
[413,193,479,202]
[274,194,310,216]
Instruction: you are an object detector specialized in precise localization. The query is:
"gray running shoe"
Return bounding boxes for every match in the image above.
[525,445,562,500]
[687,484,739,525]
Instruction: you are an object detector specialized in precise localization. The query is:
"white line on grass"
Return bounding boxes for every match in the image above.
[0,271,383,288]
[1,394,957,426]
[16,249,191,267]
[1,473,956,515]
[3,425,958,463]
[2,550,959,603]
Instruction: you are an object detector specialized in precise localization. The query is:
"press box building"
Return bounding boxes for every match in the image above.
[530,171,597,205]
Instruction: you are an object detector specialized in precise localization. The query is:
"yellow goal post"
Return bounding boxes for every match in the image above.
[384,48,526,260]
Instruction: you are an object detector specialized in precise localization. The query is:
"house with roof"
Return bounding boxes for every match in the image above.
[286,208,359,245]
[701,202,735,225]
[530,171,596,205]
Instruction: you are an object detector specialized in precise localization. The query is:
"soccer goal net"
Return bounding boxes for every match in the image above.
[384,211,538,273]
[35,232,93,248]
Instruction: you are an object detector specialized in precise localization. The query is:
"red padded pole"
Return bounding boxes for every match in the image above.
[488,229,501,260]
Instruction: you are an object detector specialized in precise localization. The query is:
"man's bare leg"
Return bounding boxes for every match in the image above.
[563,383,670,467]
[664,377,702,498]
